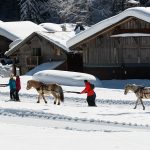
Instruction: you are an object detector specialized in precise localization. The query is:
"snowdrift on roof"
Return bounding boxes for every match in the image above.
[0,21,47,41]
[32,70,102,87]
[40,23,76,32]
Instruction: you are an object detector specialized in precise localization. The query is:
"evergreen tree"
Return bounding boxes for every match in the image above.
[88,0,113,25]
[59,0,89,24]
[112,0,127,15]
[19,0,42,23]
[19,0,148,25]
[39,0,62,23]
[139,0,150,6]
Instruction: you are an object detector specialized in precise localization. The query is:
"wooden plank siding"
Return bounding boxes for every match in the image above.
[11,34,67,74]
[72,17,150,79]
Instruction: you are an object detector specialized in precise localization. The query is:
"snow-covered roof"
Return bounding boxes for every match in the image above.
[111,33,150,37]
[37,31,75,51]
[67,7,150,48]
[5,30,76,56]
[128,0,140,4]
[40,23,76,32]
[40,23,63,32]
[0,21,47,41]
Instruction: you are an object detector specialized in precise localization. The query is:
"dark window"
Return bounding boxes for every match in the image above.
[32,48,41,56]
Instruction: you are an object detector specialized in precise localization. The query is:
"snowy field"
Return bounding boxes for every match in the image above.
[0,68,150,150]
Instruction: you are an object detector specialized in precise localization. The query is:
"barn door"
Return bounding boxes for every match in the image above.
[67,53,83,72]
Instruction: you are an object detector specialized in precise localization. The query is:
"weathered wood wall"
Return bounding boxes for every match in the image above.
[83,18,150,66]
[76,18,150,79]
[13,35,67,74]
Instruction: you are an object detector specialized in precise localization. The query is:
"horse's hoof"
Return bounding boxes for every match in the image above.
[54,101,56,105]
[57,103,60,105]
[45,101,47,104]
[37,101,40,103]
[133,107,136,109]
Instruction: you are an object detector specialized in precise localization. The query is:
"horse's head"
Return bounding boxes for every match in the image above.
[124,84,138,95]
[124,84,132,95]
[26,80,32,90]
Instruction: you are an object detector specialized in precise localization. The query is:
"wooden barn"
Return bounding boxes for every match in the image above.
[0,21,47,57]
[67,7,150,79]
[5,31,83,75]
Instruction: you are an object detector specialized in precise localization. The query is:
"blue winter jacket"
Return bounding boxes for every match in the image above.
[8,79,16,90]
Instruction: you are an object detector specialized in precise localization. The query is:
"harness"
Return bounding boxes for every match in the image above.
[135,86,144,93]
[36,83,48,94]
[134,86,150,98]
[36,83,57,94]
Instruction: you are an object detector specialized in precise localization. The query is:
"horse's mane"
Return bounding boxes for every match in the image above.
[132,84,144,88]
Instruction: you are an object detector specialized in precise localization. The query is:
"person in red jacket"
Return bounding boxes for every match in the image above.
[15,75,21,101]
[80,80,96,106]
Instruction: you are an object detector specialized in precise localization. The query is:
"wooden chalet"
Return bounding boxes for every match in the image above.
[0,20,47,59]
[67,7,150,79]
[5,31,83,75]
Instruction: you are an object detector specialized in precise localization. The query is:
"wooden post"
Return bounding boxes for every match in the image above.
[12,58,16,76]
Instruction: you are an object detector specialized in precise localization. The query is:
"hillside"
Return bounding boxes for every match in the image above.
[1,0,149,25]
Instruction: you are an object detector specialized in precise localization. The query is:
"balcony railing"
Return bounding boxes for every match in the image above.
[26,56,41,67]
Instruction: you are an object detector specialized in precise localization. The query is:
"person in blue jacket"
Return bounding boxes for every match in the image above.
[8,75,16,100]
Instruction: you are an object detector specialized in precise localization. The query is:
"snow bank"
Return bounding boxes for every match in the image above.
[25,61,65,76]
[32,70,102,87]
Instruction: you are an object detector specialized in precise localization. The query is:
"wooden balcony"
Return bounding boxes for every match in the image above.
[26,56,41,68]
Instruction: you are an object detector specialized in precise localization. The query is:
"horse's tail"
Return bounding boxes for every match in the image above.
[60,91,64,102]
[58,85,64,102]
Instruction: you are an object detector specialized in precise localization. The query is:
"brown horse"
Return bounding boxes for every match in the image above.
[124,84,150,110]
[26,80,64,105]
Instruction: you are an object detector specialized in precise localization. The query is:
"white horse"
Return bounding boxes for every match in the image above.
[124,84,150,110]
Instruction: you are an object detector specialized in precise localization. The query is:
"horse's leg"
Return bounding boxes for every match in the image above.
[57,95,60,105]
[41,94,47,104]
[57,100,60,105]
[37,94,41,103]
[51,92,57,104]
[134,98,139,109]
[56,94,61,105]
[139,98,145,110]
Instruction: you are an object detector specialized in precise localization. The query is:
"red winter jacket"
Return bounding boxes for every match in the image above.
[80,82,95,96]
[16,76,21,91]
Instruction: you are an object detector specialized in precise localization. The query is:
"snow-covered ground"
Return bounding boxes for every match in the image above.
[0,65,150,150]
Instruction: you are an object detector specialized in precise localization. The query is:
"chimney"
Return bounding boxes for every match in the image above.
[74,22,85,34]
